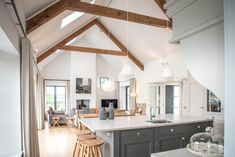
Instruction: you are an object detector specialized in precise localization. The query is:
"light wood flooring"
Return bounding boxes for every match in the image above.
[38,122,77,157]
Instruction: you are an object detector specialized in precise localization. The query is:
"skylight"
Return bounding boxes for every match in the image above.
[61,12,84,29]
[61,0,96,29]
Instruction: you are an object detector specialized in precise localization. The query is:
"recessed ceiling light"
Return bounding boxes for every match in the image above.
[35,48,38,52]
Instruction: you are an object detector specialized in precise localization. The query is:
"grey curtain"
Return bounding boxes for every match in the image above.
[21,38,40,157]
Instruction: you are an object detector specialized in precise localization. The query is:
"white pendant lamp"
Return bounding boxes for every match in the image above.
[161,58,174,80]
[102,80,116,92]
[162,67,174,79]
[121,64,134,78]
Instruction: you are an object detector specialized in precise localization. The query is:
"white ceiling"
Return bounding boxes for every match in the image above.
[22,0,180,69]
[0,27,18,54]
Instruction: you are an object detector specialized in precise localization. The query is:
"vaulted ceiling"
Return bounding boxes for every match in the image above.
[21,0,180,72]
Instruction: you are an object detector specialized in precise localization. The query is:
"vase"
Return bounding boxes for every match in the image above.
[99,107,107,120]
[108,102,114,119]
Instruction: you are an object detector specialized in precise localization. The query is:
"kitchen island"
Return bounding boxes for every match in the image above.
[78,115,213,157]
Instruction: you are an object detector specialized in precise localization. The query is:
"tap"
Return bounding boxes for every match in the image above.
[149,106,160,121]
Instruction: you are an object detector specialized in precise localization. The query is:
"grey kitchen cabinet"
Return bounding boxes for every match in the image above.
[114,121,213,157]
[154,124,187,152]
[154,121,213,152]
[155,133,186,152]
[114,128,154,157]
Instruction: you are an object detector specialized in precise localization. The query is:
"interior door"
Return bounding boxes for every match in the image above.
[165,85,174,114]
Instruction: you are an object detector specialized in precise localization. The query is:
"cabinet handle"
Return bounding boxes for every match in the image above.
[170,128,174,132]
[137,132,141,136]
[180,137,185,148]
[197,125,201,129]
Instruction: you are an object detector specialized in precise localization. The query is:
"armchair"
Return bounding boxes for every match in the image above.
[47,107,68,125]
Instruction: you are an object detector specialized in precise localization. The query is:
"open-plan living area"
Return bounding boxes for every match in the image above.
[0,0,235,157]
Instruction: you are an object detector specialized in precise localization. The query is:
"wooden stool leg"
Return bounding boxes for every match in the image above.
[92,146,97,157]
[97,147,102,157]
[79,145,84,157]
[73,140,78,157]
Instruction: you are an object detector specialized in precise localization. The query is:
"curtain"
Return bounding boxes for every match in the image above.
[130,78,136,110]
[21,38,40,157]
[36,73,45,129]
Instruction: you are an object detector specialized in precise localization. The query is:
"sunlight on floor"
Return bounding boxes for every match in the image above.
[38,122,77,157]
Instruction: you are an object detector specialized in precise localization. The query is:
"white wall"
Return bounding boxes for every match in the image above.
[41,38,120,109]
[165,0,224,102]
[96,55,118,107]
[188,75,224,135]
[134,52,188,104]
[224,0,235,156]
[181,23,224,102]
[70,52,97,108]
[41,52,71,80]
[0,51,21,156]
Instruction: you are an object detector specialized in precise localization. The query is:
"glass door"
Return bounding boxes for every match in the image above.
[45,86,66,112]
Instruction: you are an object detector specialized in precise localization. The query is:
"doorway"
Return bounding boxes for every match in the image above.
[165,85,180,114]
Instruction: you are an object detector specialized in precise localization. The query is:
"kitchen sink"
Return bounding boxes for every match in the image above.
[146,119,172,124]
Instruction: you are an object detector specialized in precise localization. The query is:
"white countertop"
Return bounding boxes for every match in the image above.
[151,148,198,157]
[78,114,212,132]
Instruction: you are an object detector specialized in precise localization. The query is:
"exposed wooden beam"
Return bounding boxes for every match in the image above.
[67,1,169,29]
[95,21,127,55]
[26,0,68,34]
[37,18,144,70]
[27,0,171,34]
[37,19,97,63]
[60,45,127,56]
[96,20,144,71]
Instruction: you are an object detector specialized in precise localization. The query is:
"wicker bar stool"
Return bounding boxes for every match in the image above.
[73,134,97,157]
[80,139,104,157]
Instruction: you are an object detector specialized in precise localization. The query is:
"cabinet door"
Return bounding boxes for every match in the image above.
[155,133,186,152]
[118,129,154,157]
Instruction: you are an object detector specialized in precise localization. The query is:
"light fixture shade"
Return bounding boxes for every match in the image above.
[121,64,134,77]
[162,67,174,79]
[102,80,116,92]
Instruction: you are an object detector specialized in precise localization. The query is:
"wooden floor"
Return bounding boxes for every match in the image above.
[38,122,77,157]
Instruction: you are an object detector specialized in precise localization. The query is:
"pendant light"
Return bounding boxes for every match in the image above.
[121,64,134,77]
[161,58,174,80]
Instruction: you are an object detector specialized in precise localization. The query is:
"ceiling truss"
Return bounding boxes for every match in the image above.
[37,19,144,71]
[26,0,171,34]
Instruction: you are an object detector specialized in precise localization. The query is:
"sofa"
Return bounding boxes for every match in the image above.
[47,107,68,125]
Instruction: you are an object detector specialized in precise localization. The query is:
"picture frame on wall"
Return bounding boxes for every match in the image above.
[76,78,91,94]
[207,90,222,113]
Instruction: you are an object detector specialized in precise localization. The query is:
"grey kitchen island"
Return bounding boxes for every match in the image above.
[78,114,213,157]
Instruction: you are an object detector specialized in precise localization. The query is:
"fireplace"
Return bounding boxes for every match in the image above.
[76,99,90,110]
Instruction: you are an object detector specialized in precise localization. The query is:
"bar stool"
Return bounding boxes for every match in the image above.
[73,134,96,157]
[77,129,92,136]
[80,138,104,157]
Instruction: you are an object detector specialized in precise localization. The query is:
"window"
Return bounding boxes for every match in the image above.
[60,0,96,29]
[46,86,66,111]
[100,77,109,88]
[126,86,130,110]
[165,85,180,115]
